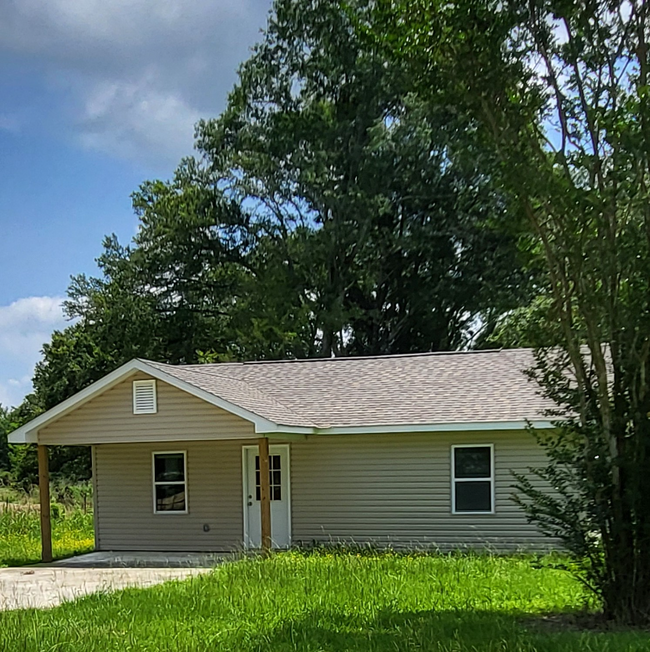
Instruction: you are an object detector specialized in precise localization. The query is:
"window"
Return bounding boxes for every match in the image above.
[255,454,282,501]
[153,452,187,513]
[452,445,494,514]
[133,379,157,414]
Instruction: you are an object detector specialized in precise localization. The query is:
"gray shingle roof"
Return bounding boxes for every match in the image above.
[144,348,552,430]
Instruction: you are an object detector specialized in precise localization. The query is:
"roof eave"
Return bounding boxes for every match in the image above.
[315,420,554,435]
[7,357,556,444]
[260,420,555,436]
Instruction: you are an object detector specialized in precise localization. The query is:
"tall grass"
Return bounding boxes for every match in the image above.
[0,480,93,513]
[0,499,94,567]
[1,552,649,651]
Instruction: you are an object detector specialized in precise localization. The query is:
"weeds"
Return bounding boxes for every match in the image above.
[0,486,94,566]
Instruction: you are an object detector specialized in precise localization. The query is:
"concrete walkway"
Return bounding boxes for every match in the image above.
[0,552,226,611]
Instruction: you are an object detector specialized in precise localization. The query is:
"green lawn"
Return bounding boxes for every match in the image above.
[1,551,649,651]
[0,507,94,567]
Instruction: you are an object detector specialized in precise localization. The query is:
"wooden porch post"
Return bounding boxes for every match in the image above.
[258,437,272,555]
[37,444,53,563]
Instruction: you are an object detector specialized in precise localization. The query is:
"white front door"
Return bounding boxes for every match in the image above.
[243,445,291,549]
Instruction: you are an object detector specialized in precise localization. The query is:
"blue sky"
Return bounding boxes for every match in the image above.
[0,0,272,407]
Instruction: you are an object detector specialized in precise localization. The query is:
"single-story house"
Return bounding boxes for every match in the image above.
[9,349,557,560]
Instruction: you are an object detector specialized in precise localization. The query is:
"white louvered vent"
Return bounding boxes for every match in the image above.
[133,379,157,414]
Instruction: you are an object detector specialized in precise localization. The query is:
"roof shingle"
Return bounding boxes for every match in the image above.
[145,348,552,429]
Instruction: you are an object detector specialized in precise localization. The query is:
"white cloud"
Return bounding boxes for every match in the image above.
[78,78,203,166]
[0,0,272,167]
[0,296,68,408]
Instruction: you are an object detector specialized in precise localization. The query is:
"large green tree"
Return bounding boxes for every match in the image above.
[21,0,537,484]
[378,0,650,625]
[34,0,534,400]
[197,0,532,355]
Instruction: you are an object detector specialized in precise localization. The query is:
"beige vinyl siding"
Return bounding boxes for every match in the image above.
[95,440,243,551]
[93,430,552,552]
[290,430,553,551]
[39,372,256,445]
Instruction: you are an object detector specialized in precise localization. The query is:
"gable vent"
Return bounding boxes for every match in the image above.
[133,380,157,414]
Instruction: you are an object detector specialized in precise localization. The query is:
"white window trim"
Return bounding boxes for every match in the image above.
[133,379,157,414]
[152,450,188,515]
[451,444,495,515]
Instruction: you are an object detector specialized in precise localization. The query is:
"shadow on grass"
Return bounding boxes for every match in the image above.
[0,557,39,568]
[246,608,650,652]
[5,591,650,651]
[0,548,95,569]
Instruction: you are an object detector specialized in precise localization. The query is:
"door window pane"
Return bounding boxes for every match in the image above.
[255,454,282,501]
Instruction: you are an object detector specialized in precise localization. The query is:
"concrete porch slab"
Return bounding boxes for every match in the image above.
[51,551,236,568]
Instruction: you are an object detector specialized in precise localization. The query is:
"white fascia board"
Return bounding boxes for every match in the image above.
[8,430,39,444]
[304,420,554,436]
[258,419,554,436]
[253,419,554,436]
[8,359,289,444]
[255,423,314,435]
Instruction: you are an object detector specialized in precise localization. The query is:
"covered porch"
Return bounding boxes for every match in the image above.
[34,436,281,563]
